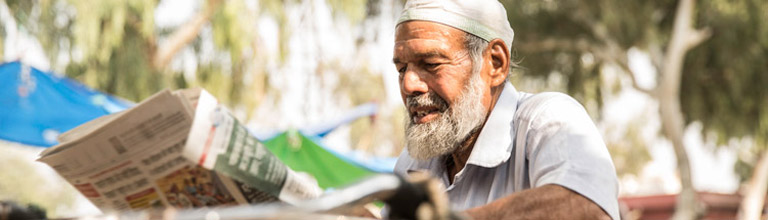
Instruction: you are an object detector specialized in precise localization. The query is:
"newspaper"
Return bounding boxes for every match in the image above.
[38,88,323,212]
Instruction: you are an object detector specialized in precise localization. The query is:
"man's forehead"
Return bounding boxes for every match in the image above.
[394,21,466,61]
[394,39,451,54]
[395,21,465,42]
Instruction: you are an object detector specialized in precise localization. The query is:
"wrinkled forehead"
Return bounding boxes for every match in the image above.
[394,21,467,56]
[395,20,466,42]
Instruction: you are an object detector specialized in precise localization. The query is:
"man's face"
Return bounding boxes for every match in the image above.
[393,21,493,160]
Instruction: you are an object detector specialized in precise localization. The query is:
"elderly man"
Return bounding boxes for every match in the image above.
[391,0,620,219]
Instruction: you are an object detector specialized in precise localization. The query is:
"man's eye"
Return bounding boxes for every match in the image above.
[424,63,440,70]
[398,66,407,73]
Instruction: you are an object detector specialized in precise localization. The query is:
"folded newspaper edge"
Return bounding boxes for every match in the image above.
[37,88,323,212]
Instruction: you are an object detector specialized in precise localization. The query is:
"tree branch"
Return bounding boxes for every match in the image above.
[616,55,656,96]
[739,149,768,220]
[152,0,223,70]
[662,0,710,95]
[568,4,659,97]
[520,35,658,97]
[586,47,655,96]
[686,28,712,49]
[515,38,592,53]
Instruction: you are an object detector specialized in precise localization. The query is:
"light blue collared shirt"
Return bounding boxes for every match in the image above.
[394,82,620,219]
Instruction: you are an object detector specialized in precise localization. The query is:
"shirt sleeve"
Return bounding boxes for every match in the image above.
[518,92,620,220]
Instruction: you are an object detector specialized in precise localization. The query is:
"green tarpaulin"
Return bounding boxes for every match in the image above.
[263,131,375,189]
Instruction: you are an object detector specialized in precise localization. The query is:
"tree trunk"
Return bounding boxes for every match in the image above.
[660,0,710,219]
[660,76,700,220]
[738,149,768,220]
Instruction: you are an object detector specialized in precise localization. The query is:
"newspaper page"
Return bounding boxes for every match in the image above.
[38,88,322,213]
[184,89,323,204]
[38,90,201,211]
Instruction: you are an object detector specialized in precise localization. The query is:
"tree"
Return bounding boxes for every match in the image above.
[2,0,374,119]
[502,0,767,218]
[681,1,768,218]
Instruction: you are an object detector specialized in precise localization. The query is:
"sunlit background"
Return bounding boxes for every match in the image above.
[0,0,766,219]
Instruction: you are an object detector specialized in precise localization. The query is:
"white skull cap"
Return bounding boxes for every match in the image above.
[397,0,515,53]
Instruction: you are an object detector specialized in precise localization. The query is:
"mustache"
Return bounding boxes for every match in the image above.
[406,91,449,113]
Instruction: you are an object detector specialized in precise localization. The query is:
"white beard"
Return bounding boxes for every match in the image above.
[405,71,488,160]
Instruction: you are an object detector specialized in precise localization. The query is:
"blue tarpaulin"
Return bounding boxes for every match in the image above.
[0,61,133,147]
[0,60,395,172]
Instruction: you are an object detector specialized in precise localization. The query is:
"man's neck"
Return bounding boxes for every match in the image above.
[446,131,480,184]
[446,83,506,184]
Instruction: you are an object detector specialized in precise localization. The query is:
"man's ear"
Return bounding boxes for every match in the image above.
[486,39,509,87]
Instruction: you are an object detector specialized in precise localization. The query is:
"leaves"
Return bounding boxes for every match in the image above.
[501,0,767,181]
[503,0,766,143]
[327,0,368,23]
[681,0,768,147]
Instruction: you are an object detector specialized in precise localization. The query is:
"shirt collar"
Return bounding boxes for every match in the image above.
[399,81,520,174]
[466,81,519,167]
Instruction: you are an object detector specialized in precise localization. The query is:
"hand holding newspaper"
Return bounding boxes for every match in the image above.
[38,88,322,212]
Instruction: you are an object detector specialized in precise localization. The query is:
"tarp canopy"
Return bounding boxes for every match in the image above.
[248,103,378,140]
[249,102,397,180]
[263,131,379,189]
[0,60,395,184]
[0,61,133,147]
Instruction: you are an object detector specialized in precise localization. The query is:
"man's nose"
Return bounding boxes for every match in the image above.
[401,68,428,96]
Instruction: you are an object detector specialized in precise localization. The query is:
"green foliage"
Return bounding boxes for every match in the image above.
[7,0,164,101]
[211,0,251,62]
[501,0,676,97]
[4,0,377,113]
[501,0,767,178]
[6,0,375,111]
[69,0,156,64]
[681,0,768,148]
[327,0,368,23]
[605,120,652,177]
[258,0,292,63]
[503,0,766,144]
